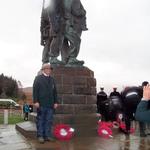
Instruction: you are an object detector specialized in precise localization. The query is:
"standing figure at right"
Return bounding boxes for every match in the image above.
[135,84,150,122]
[137,81,149,137]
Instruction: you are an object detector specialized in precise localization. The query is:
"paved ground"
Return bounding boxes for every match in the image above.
[0,125,32,150]
[0,124,150,150]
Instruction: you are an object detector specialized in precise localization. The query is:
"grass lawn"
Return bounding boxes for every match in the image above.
[0,115,24,124]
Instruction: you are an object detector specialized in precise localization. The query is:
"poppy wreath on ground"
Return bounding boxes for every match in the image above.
[53,124,75,141]
[97,125,113,138]
[119,122,135,134]
[97,121,113,138]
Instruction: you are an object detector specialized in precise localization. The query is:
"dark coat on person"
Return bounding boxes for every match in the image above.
[33,74,58,107]
[135,101,150,123]
[109,91,121,98]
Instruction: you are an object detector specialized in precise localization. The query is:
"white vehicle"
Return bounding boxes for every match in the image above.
[0,99,20,108]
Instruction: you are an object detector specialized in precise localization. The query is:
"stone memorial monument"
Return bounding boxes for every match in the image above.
[16,0,98,137]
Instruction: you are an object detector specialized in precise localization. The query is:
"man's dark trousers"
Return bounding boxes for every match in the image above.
[36,106,54,138]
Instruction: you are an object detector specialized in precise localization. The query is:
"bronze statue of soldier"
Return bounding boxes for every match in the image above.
[40,0,88,67]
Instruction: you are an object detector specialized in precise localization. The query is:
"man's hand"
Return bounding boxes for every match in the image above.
[54,103,58,109]
[34,102,40,108]
[143,85,150,100]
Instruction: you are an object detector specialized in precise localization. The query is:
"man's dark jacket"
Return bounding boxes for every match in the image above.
[33,74,58,107]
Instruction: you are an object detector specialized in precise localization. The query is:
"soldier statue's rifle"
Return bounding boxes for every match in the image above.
[40,0,47,46]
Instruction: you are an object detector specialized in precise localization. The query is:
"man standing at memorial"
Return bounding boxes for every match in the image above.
[33,63,58,144]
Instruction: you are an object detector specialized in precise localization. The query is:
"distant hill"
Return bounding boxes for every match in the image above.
[21,87,33,104]
[22,87,32,93]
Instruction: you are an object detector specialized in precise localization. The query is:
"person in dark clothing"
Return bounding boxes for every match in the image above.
[121,81,149,136]
[33,63,58,144]
[121,86,142,134]
[137,81,149,137]
[108,87,122,121]
[109,87,121,98]
[23,102,30,121]
[97,87,109,121]
[109,96,123,121]
[135,84,150,122]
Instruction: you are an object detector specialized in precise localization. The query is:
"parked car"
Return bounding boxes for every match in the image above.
[0,99,20,109]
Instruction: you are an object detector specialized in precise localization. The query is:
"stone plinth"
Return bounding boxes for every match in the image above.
[52,66,97,116]
[16,66,99,137]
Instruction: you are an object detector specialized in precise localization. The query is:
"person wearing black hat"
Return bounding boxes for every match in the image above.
[109,87,122,121]
[97,87,109,120]
[109,87,121,98]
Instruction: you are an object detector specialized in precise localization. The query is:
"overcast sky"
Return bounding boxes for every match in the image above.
[0,0,150,93]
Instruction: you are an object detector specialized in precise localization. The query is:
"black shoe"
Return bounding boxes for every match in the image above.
[38,137,45,144]
[124,130,130,135]
[45,137,56,142]
[140,132,147,137]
